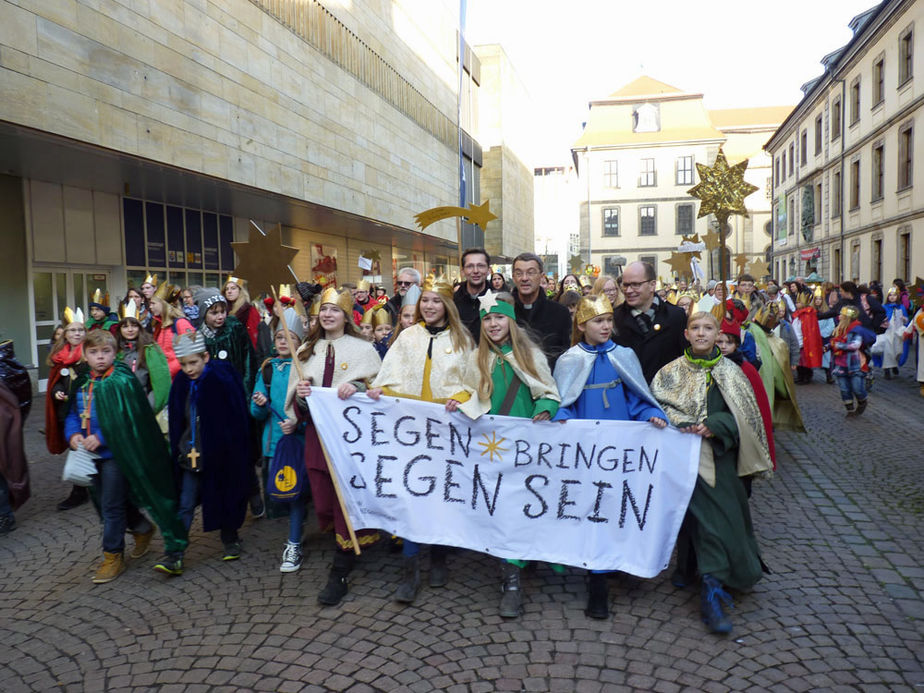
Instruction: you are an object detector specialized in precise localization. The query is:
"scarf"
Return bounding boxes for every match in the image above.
[51,343,83,367]
[684,347,722,383]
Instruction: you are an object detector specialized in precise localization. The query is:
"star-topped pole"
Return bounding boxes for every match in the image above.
[230,222,300,297]
[687,147,759,285]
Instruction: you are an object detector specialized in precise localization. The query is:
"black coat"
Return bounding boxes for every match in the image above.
[453,282,490,343]
[612,299,689,383]
[817,294,887,333]
[512,290,573,369]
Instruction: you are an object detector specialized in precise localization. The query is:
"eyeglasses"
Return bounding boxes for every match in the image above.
[396,280,415,287]
[622,280,654,291]
[513,269,540,279]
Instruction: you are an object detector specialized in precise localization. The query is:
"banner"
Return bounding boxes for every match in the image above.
[307,389,701,576]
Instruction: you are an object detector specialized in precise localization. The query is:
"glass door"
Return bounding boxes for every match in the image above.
[33,267,111,391]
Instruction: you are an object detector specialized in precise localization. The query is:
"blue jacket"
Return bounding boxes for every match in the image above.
[250,357,304,458]
[64,374,113,459]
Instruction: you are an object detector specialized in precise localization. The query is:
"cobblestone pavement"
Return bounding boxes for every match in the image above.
[1,365,922,692]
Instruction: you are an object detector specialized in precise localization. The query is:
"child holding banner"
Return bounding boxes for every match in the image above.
[650,311,773,635]
[367,275,474,604]
[455,291,561,618]
[286,288,382,606]
[552,294,667,619]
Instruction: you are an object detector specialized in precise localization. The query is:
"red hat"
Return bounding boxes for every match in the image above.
[725,298,748,324]
[720,318,741,341]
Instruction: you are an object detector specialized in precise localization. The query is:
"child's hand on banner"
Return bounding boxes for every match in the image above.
[337,383,357,400]
[366,388,383,400]
[649,417,667,428]
[445,399,460,412]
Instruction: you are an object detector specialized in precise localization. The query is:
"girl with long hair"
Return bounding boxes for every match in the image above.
[223,277,262,350]
[149,295,194,378]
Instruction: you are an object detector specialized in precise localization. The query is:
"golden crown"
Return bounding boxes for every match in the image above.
[797,290,814,307]
[225,274,244,288]
[154,282,180,303]
[119,299,139,321]
[360,305,391,327]
[63,306,85,326]
[753,302,780,328]
[143,273,158,287]
[839,305,860,320]
[356,279,372,292]
[319,287,354,315]
[575,294,613,325]
[421,274,453,300]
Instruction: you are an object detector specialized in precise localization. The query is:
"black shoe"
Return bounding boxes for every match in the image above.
[394,555,421,603]
[318,575,348,605]
[884,369,893,380]
[671,566,692,588]
[57,485,89,511]
[825,370,834,384]
[153,554,184,576]
[855,398,868,416]
[222,542,242,561]
[701,574,733,634]
[0,515,16,534]
[585,573,609,619]
[429,547,448,588]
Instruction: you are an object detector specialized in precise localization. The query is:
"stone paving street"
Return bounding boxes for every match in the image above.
[1,366,922,692]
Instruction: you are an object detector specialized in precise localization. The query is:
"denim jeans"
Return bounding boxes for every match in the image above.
[836,373,868,402]
[93,459,127,553]
[177,469,239,549]
[287,489,309,544]
[0,472,13,521]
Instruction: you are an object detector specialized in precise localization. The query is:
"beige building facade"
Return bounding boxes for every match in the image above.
[571,76,791,281]
[766,0,923,285]
[0,0,481,385]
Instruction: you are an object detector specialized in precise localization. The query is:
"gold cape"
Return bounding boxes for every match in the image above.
[650,355,773,487]
[458,343,560,420]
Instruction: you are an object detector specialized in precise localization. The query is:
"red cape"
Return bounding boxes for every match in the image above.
[794,307,824,368]
[740,359,776,469]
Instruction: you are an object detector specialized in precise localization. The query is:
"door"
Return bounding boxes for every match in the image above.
[33,267,111,391]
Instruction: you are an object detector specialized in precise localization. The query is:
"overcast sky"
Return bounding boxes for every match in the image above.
[465,0,880,164]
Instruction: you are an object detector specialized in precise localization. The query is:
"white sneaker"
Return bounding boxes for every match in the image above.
[280,542,302,573]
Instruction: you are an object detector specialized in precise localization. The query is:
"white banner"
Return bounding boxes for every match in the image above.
[307,389,701,576]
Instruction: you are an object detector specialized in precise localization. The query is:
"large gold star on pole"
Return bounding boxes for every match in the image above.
[747,258,771,279]
[687,149,759,221]
[665,252,692,278]
[733,253,750,274]
[703,228,723,251]
[230,223,300,297]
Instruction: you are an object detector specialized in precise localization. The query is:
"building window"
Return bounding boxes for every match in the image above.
[832,170,842,217]
[800,130,808,165]
[788,143,795,176]
[872,238,883,282]
[782,152,787,180]
[676,203,694,235]
[639,255,657,275]
[815,114,823,155]
[898,123,913,189]
[899,229,911,280]
[603,256,623,277]
[602,207,619,236]
[849,158,860,210]
[831,98,842,140]
[814,182,823,225]
[639,205,656,235]
[872,143,884,201]
[775,158,780,186]
[849,78,861,125]
[639,158,656,187]
[873,56,885,106]
[603,160,618,188]
[850,241,861,281]
[899,26,914,85]
[788,194,795,238]
[676,156,694,185]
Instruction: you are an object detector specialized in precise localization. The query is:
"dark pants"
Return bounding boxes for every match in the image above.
[93,459,127,553]
[177,469,240,552]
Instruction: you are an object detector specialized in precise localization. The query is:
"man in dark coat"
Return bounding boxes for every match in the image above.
[510,253,572,368]
[612,261,688,383]
[453,248,491,342]
[384,267,421,324]
[816,281,886,333]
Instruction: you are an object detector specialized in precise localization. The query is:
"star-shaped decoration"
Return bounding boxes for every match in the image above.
[665,252,691,278]
[678,233,703,259]
[231,224,299,297]
[703,228,723,251]
[361,248,381,263]
[569,254,584,273]
[477,431,508,463]
[687,148,759,221]
[733,253,750,273]
[747,258,771,279]
[478,290,499,313]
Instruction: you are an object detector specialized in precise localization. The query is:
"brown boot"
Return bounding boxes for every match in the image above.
[93,552,126,584]
[130,529,155,559]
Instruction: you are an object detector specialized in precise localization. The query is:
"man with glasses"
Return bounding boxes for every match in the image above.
[385,267,421,324]
[612,261,688,382]
[511,253,571,368]
[453,248,492,341]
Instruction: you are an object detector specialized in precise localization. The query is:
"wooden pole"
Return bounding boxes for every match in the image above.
[272,286,362,555]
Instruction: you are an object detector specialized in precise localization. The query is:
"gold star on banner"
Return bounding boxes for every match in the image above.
[734,253,750,274]
[703,228,723,251]
[230,224,299,297]
[747,258,771,278]
[665,252,691,278]
[687,148,759,221]
[477,431,508,463]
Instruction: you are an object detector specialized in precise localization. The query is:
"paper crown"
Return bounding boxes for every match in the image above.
[89,289,110,310]
[796,290,814,307]
[63,306,85,326]
[360,305,390,326]
[276,306,305,340]
[401,284,422,308]
[886,285,899,298]
[814,286,824,299]
[142,273,158,287]
[575,294,613,325]
[308,298,320,317]
[173,331,207,358]
[119,299,139,321]
[752,302,780,328]
[421,274,453,300]
[225,274,244,288]
[839,305,860,320]
[356,279,372,292]
[154,282,181,303]
[318,287,354,314]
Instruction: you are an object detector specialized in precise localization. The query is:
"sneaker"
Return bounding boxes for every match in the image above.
[92,551,126,584]
[153,555,184,576]
[701,574,733,634]
[249,494,265,519]
[129,529,155,559]
[0,515,16,534]
[280,542,303,573]
[222,542,242,561]
[57,486,89,511]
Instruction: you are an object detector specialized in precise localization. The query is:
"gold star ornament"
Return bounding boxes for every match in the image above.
[703,229,723,251]
[734,253,750,273]
[687,149,759,221]
[665,252,692,278]
[230,224,300,297]
[747,258,771,278]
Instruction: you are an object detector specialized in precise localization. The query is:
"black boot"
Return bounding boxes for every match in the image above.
[585,573,609,619]
[825,368,834,384]
[57,485,89,511]
[844,401,856,417]
[701,574,733,634]
[855,398,868,416]
[317,551,354,606]
[499,562,522,618]
[394,555,421,603]
[429,545,448,587]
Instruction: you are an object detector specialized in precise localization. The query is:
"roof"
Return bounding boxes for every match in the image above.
[608,76,685,99]
[708,106,795,130]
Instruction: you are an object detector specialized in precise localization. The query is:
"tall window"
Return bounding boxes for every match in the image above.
[676,203,694,235]
[814,182,823,224]
[603,160,619,188]
[639,255,657,275]
[815,114,823,154]
[872,143,884,201]
[676,156,694,185]
[832,170,842,217]
[898,123,914,189]
[831,98,842,140]
[899,229,911,280]
[602,207,619,236]
[639,158,656,187]
[899,26,914,85]
[873,56,885,106]
[782,152,787,180]
[850,78,861,125]
[800,130,808,165]
[849,158,860,210]
[872,238,883,282]
[639,205,656,235]
[788,143,795,175]
[775,158,780,186]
